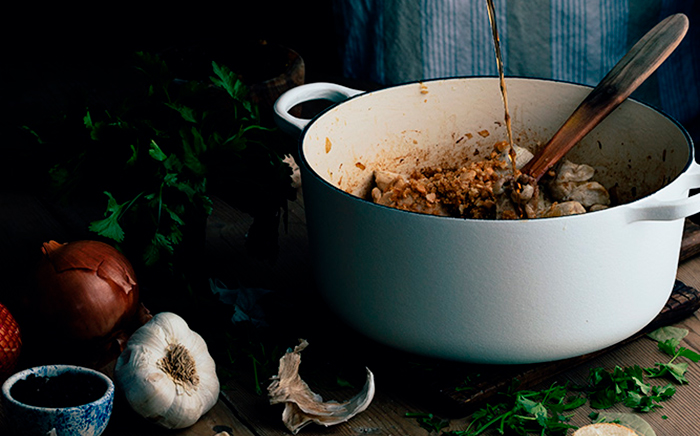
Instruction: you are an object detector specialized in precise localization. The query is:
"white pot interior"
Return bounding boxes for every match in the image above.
[301,78,690,208]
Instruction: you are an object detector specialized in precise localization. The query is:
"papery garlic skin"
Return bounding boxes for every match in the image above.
[114,312,220,429]
[268,340,376,434]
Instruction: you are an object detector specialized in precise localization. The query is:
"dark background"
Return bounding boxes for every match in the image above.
[3,3,698,179]
[0,2,346,354]
[1,2,344,189]
[2,2,341,81]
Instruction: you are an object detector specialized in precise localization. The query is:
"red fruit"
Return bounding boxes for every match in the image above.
[0,303,22,378]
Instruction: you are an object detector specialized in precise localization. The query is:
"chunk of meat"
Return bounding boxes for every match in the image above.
[548,160,610,209]
[567,182,610,208]
[541,201,587,218]
[371,170,450,216]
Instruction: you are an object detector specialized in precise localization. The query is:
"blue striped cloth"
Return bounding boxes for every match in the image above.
[332,0,699,136]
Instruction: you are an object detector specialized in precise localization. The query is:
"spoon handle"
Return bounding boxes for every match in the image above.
[521,13,689,181]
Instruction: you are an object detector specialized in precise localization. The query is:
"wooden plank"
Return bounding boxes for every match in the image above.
[542,316,700,436]
[680,219,700,262]
[221,376,429,436]
[102,398,255,436]
[433,321,700,435]
[0,383,253,436]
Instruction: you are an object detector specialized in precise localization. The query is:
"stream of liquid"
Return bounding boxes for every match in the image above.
[486,0,518,177]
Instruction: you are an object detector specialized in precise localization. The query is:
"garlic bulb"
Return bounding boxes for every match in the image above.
[114,312,220,429]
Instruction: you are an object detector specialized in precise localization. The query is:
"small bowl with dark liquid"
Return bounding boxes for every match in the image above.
[1,364,114,435]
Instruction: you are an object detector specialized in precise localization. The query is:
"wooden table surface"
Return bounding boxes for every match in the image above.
[2,193,700,436]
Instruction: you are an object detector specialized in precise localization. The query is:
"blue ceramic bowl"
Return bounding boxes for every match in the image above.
[1,365,114,436]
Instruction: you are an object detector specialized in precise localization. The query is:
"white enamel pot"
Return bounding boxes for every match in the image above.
[274,77,700,364]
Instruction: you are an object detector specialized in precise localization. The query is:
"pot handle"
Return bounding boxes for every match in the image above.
[273,82,364,137]
[627,162,700,222]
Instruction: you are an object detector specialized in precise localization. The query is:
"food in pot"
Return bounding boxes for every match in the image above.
[370,142,610,219]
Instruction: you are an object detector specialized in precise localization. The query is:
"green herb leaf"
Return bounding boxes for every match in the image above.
[211,62,248,103]
[143,238,162,266]
[149,139,168,161]
[645,332,700,384]
[657,338,681,357]
[127,144,138,166]
[646,362,689,384]
[647,326,689,343]
[48,163,71,187]
[166,102,198,123]
[654,383,676,400]
[83,111,97,139]
[405,412,450,433]
[34,52,293,300]
[678,347,700,362]
[585,365,671,411]
[181,127,207,175]
[455,383,579,436]
[20,125,45,143]
[89,191,127,242]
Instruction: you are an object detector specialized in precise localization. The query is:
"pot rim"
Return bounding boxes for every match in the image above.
[296,76,695,223]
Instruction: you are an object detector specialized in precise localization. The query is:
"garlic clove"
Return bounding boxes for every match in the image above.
[116,347,178,417]
[268,340,376,434]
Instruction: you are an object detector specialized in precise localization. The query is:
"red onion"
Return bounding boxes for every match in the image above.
[0,302,21,379]
[30,240,146,366]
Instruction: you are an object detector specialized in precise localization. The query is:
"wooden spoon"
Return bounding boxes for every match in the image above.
[520,13,689,182]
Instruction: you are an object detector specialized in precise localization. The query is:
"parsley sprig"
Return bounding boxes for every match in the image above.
[406,326,698,436]
[585,365,675,412]
[645,327,700,383]
[453,383,583,435]
[32,52,295,279]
